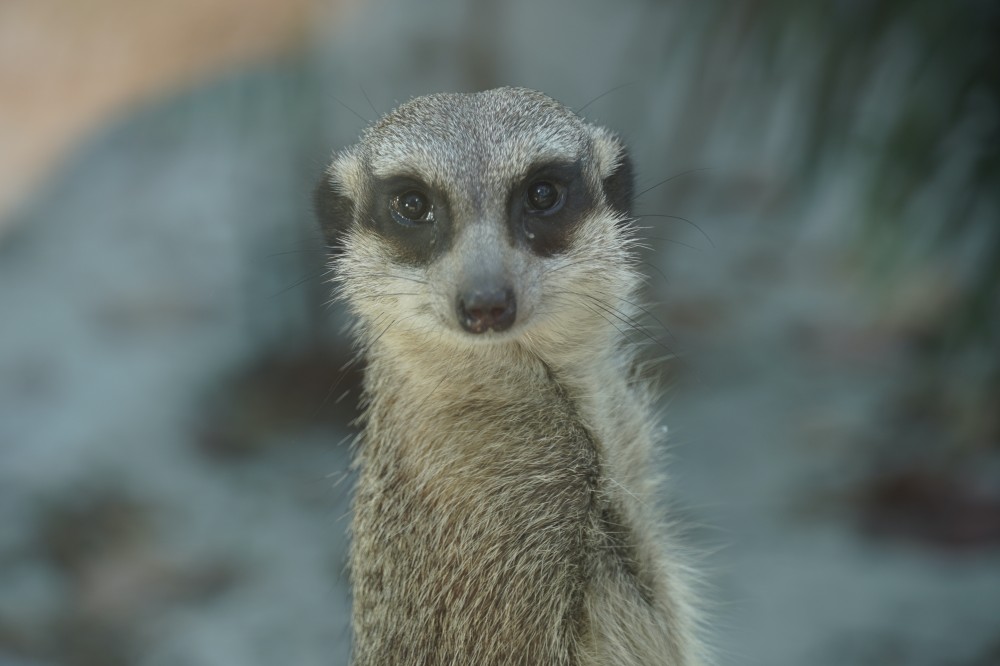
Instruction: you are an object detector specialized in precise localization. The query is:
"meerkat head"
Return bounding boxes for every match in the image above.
[316,87,638,360]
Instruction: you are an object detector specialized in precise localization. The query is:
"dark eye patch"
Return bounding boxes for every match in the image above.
[510,161,595,257]
[363,175,453,266]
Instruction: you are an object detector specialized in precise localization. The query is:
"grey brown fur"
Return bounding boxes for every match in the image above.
[316,87,706,665]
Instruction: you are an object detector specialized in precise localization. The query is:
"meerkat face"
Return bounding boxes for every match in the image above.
[316,87,637,353]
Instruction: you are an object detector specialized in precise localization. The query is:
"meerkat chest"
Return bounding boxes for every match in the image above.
[350,383,603,664]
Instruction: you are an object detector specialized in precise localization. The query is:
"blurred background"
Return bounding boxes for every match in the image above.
[1,0,998,664]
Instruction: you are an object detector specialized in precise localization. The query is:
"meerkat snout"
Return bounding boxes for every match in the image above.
[456,281,517,334]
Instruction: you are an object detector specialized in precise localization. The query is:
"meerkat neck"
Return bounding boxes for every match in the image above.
[349,337,700,666]
[350,344,620,664]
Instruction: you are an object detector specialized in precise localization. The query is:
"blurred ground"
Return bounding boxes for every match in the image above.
[0,1,998,665]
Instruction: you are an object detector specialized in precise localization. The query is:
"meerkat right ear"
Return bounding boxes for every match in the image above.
[602,147,634,219]
[589,127,634,219]
[313,169,355,251]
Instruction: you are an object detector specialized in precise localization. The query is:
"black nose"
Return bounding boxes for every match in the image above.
[457,286,516,334]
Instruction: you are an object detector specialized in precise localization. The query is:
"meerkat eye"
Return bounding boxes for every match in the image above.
[525,181,564,214]
[390,190,433,225]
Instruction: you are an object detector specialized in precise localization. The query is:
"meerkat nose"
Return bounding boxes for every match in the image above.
[457,285,517,334]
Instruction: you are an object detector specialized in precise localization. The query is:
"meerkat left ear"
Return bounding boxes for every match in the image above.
[313,171,354,250]
[590,127,634,219]
[313,166,356,252]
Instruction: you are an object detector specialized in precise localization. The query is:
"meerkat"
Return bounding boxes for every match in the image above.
[315,87,706,665]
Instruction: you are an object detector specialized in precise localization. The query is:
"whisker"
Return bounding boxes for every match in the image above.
[350,271,429,286]
[360,84,380,116]
[547,292,646,349]
[270,271,326,297]
[588,288,677,342]
[634,167,712,199]
[638,236,706,252]
[577,300,640,346]
[372,292,422,299]
[639,260,671,288]
[332,94,370,124]
[636,213,715,248]
[574,82,635,114]
[540,256,608,278]
[313,311,417,418]
[566,290,678,358]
